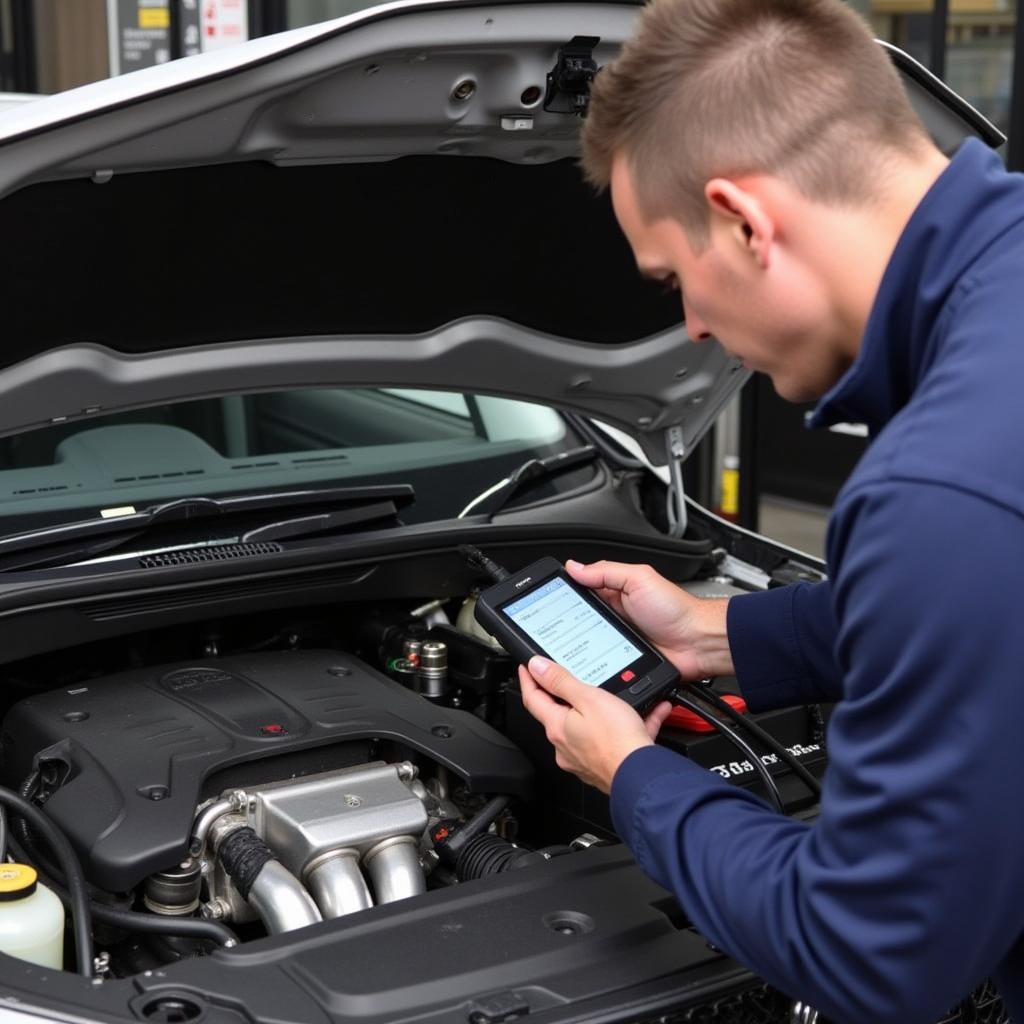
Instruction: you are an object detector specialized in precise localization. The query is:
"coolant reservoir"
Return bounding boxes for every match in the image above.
[457,595,505,650]
[0,864,64,969]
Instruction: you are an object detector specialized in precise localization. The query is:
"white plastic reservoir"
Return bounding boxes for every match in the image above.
[0,864,64,969]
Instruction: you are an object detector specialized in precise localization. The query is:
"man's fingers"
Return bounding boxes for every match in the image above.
[565,559,653,597]
[526,656,591,706]
[591,587,626,616]
[520,667,569,733]
[520,663,561,712]
[644,700,673,739]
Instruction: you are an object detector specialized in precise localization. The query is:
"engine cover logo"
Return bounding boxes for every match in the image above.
[162,667,235,692]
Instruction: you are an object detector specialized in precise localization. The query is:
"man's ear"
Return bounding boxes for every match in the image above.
[704,178,774,269]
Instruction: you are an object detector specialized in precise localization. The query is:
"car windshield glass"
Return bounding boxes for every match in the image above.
[0,388,584,535]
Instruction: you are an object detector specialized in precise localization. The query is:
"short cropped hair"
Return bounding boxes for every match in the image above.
[582,0,931,244]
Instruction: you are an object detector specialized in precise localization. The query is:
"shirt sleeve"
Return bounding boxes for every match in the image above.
[611,480,1024,1024]
[727,580,843,712]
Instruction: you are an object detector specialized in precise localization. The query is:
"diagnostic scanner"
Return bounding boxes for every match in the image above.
[474,556,679,712]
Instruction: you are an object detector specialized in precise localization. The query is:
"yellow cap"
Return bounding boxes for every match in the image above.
[0,864,37,900]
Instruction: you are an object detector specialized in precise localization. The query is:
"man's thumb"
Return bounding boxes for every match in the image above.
[527,656,583,700]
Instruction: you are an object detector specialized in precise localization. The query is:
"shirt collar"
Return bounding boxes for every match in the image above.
[808,138,1016,434]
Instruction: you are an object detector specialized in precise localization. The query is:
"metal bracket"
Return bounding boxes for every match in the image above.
[665,425,687,539]
[543,35,600,116]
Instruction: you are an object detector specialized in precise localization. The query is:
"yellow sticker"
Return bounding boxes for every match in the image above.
[139,7,170,29]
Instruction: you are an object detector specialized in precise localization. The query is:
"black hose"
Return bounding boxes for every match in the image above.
[87,903,237,947]
[6,829,66,896]
[456,833,524,879]
[690,682,823,798]
[218,828,274,901]
[669,690,785,813]
[0,785,94,975]
[444,795,512,863]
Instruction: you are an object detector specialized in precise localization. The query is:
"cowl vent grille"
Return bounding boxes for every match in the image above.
[139,543,283,569]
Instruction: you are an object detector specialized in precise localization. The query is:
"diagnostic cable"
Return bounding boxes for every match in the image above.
[688,680,822,798]
[669,688,785,812]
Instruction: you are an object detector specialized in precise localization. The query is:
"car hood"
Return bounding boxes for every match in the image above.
[0,1,1001,463]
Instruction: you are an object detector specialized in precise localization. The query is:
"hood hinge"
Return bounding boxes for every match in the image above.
[543,35,600,117]
[665,425,687,539]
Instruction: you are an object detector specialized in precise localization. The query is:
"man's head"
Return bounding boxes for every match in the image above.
[582,0,945,401]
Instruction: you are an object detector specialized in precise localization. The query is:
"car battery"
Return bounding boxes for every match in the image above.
[503,678,827,845]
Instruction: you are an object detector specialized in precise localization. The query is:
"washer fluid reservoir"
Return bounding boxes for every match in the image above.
[0,864,64,969]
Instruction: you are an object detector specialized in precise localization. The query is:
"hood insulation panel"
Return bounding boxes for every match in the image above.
[0,155,681,365]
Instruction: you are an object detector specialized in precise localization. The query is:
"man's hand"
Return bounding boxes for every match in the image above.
[518,559,735,791]
[564,559,735,680]
[518,657,673,794]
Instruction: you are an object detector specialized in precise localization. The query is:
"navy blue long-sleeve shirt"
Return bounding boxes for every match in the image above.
[610,138,1024,1023]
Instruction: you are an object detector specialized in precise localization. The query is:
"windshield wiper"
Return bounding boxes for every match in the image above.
[239,502,401,543]
[457,446,598,520]
[0,484,415,572]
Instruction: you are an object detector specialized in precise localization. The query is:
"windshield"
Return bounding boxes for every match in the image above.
[0,388,586,534]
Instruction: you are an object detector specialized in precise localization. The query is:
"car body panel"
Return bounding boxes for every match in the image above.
[0,1,1002,464]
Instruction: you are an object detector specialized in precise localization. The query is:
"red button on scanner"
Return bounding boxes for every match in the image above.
[620,670,636,683]
[667,694,748,733]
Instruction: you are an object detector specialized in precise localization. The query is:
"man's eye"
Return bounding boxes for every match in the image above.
[660,275,680,296]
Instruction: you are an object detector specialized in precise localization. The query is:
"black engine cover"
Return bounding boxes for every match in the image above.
[0,649,533,891]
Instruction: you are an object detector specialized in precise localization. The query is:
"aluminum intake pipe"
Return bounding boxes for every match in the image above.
[363,835,426,904]
[305,849,373,919]
[218,826,321,935]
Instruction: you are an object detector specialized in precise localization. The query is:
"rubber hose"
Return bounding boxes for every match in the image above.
[89,907,236,948]
[456,834,527,880]
[442,795,512,864]
[218,828,274,901]
[6,822,101,900]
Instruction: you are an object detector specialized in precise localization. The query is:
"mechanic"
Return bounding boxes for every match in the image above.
[516,0,1024,1021]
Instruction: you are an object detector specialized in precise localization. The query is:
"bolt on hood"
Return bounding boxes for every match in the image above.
[0,1,1001,463]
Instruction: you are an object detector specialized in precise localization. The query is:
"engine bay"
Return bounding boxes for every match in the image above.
[0,558,827,987]
[3,649,531,893]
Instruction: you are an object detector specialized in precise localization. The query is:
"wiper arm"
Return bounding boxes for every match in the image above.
[457,446,598,520]
[241,501,401,543]
[0,484,415,571]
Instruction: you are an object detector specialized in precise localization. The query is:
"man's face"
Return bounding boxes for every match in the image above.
[609,156,851,403]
